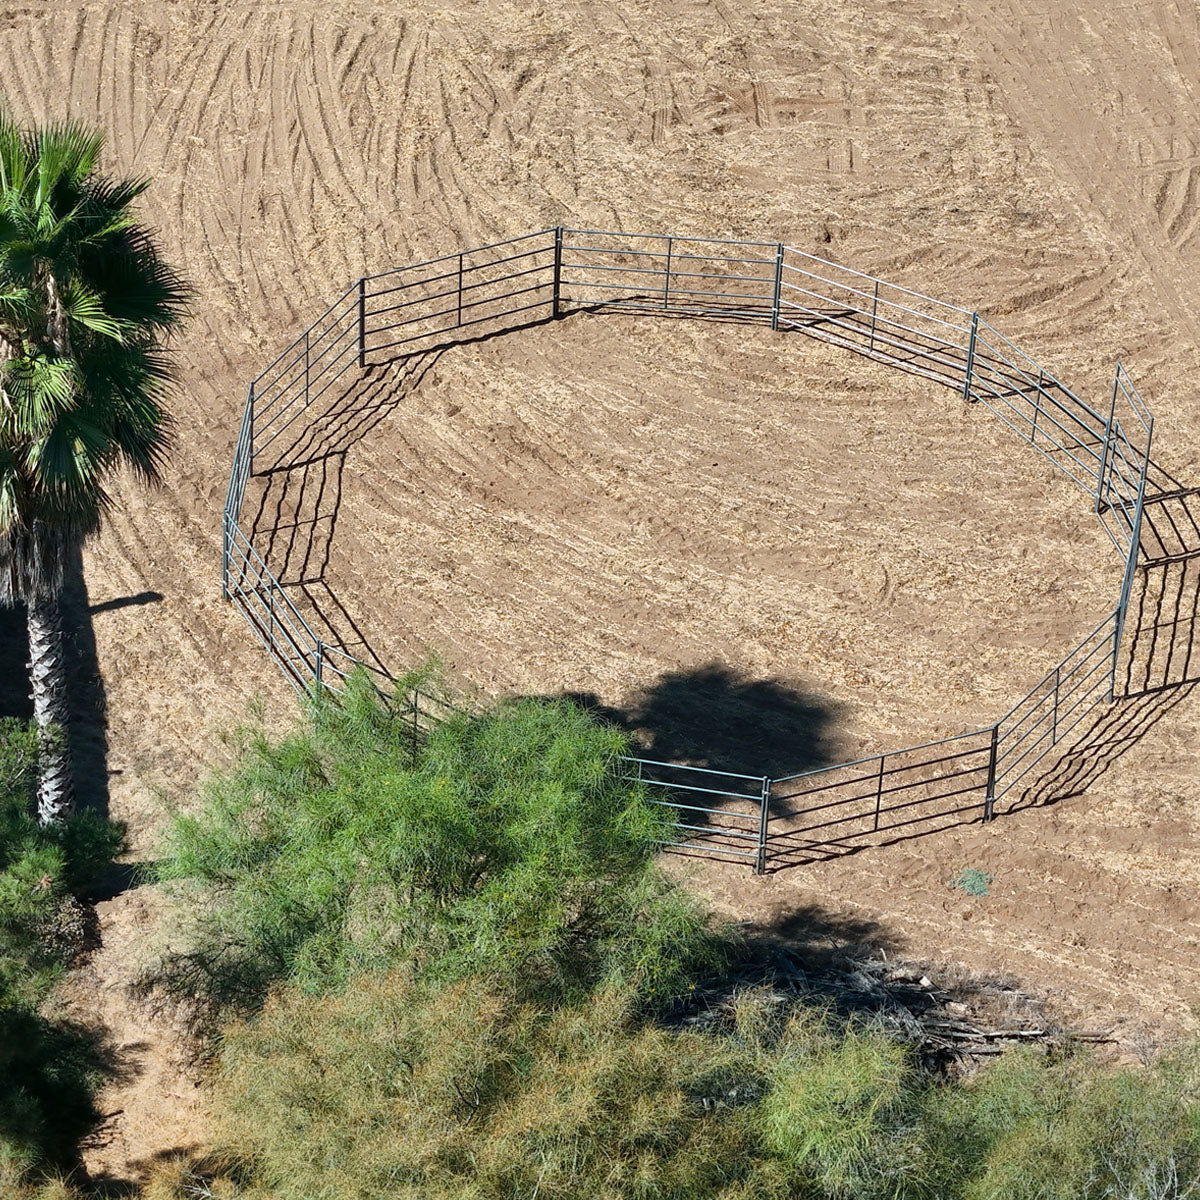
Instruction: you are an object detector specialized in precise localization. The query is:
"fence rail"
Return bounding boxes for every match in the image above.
[223,227,1155,872]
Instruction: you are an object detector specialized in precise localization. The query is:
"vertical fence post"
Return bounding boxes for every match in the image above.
[457,253,464,327]
[552,226,563,319]
[1112,416,1152,699]
[314,638,324,688]
[873,754,885,832]
[1051,665,1060,745]
[983,724,999,821]
[1096,365,1120,514]
[755,776,771,875]
[868,280,879,353]
[962,312,979,403]
[248,381,255,474]
[1032,366,1044,444]
[357,277,366,369]
[663,236,673,309]
[221,515,231,601]
[770,243,784,331]
[1108,610,1122,703]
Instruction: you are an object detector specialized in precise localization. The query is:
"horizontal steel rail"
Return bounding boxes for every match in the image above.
[776,748,991,819]
[367,277,552,340]
[781,264,973,338]
[370,297,553,356]
[776,312,968,389]
[994,654,1114,789]
[251,288,358,398]
[255,324,359,435]
[622,756,768,782]
[970,357,1107,451]
[778,312,966,377]
[254,297,359,408]
[773,727,992,787]
[361,230,557,284]
[563,227,779,249]
[365,242,554,302]
[783,778,989,838]
[366,262,551,323]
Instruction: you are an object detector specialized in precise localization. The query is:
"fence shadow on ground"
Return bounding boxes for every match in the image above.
[997,482,1200,815]
[246,349,446,671]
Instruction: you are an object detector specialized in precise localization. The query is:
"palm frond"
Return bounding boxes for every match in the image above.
[85,175,150,232]
[81,234,190,331]
[3,353,78,430]
[37,411,112,491]
[34,122,104,208]
[0,115,30,199]
[0,286,40,330]
[59,284,123,341]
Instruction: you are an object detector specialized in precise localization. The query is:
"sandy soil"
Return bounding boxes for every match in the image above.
[2,0,1200,1183]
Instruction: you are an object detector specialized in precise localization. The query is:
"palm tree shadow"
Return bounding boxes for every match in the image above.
[0,603,30,722]
[62,542,112,817]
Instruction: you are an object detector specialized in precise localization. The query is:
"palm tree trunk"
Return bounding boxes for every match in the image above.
[28,588,73,822]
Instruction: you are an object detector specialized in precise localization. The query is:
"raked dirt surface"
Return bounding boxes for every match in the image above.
[4,0,1200,1184]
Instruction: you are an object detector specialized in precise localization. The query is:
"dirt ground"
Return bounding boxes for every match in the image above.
[4,0,1200,1184]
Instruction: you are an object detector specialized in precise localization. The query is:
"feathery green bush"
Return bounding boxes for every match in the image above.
[154,671,724,1018]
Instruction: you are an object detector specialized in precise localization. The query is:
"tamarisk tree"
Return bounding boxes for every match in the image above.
[0,116,187,822]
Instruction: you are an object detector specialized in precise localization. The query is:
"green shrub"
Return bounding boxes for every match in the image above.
[763,1013,930,1198]
[147,676,1200,1200]
[949,868,993,897]
[204,971,789,1200]
[0,718,125,1181]
[154,672,725,1018]
[930,1044,1200,1200]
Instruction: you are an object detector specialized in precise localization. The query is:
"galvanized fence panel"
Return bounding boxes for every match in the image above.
[765,729,995,867]
[992,612,1120,804]
[223,226,1159,871]
[224,519,322,691]
[620,756,770,866]
[361,229,558,359]
[967,320,1108,500]
[250,285,360,463]
[559,229,779,321]
[777,249,974,388]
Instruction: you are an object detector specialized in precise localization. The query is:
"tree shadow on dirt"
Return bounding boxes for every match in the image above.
[561,661,842,782]
[0,1002,138,1191]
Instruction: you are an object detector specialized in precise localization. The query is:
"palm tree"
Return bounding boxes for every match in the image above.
[0,115,187,823]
